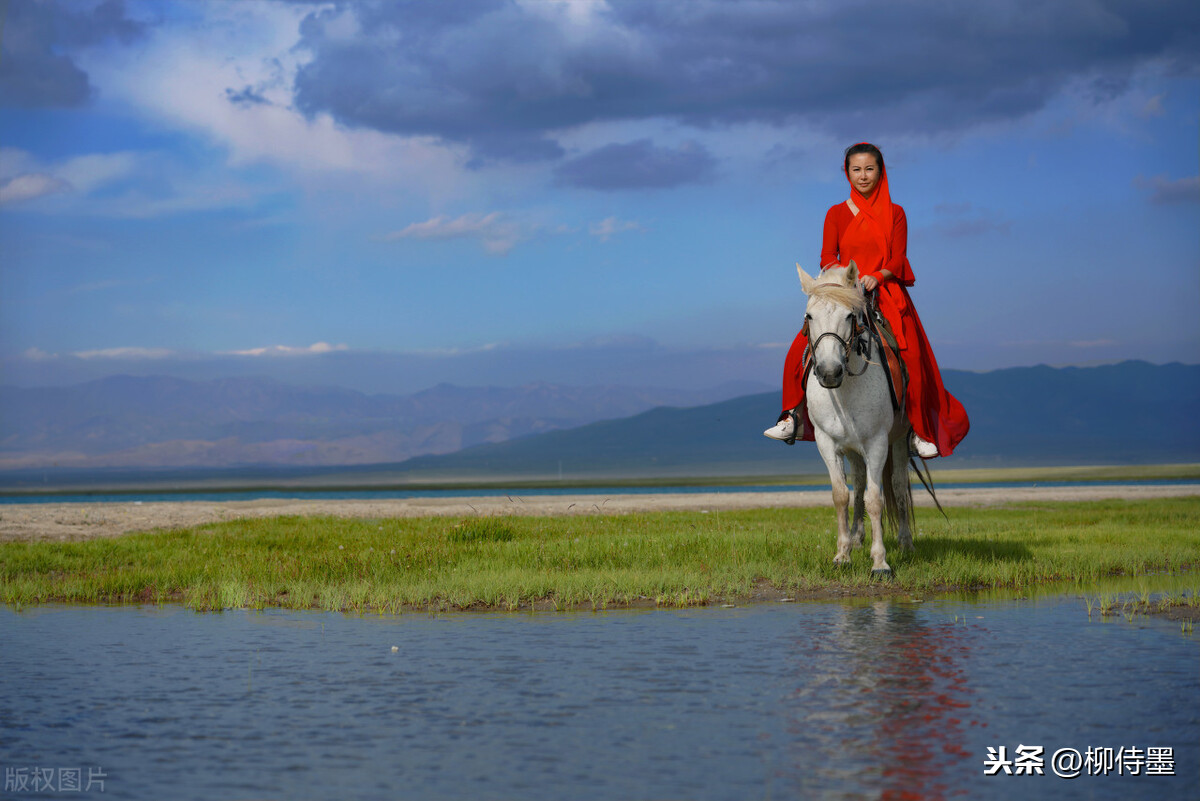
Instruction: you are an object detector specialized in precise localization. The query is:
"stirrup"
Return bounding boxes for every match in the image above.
[780,409,800,446]
[763,410,799,445]
[785,409,800,445]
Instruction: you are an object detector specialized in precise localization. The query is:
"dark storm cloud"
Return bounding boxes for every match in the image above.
[465,132,565,168]
[290,0,1200,163]
[225,86,272,108]
[0,0,148,108]
[555,139,716,189]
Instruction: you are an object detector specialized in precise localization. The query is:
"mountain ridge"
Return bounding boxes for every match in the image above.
[2,361,1196,476]
[385,360,1200,479]
[0,375,768,469]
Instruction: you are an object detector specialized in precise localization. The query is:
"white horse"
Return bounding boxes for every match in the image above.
[797,262,913,577]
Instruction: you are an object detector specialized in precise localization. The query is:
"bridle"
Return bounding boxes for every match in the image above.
[803,294,873,378]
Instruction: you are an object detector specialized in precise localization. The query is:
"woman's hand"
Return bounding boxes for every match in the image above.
[860,269,893,292]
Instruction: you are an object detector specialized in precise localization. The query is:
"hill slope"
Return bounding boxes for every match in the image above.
[0,376,763,469]
[390,361,1200,479]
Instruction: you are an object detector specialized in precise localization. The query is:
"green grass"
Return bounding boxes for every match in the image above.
[3,498,1199,613]
[1078,580,1200,623]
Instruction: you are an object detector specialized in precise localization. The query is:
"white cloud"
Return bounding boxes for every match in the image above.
[224,342,350,357]
[588,216,644,241]
[56,152,141,194]
[0,173,72,205]
[24,342,350,362]
[22,347,58,361]
[80,3,467,197]
[0,147,216,216]
[383,213,528,255]
[0,147,38,175]
[73,347,176,360]
[1,147,141,191]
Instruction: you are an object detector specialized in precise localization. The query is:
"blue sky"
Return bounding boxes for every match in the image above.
[1,0,1197,394]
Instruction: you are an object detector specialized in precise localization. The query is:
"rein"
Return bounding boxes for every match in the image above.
[803,292,872,378]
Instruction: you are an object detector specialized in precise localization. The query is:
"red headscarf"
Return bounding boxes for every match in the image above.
[840,143,913,284]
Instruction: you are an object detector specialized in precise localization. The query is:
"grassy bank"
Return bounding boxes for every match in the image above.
[3,498,1198,612]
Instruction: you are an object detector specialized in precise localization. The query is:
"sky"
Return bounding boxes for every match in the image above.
[1,0,1197,395]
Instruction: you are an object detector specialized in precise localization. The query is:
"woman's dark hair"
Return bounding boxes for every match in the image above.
[844,143,884,173]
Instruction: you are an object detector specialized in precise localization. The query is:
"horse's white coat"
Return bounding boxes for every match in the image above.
[797,263,912,574]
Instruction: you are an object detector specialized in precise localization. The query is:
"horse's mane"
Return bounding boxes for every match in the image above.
[810,268,866,314]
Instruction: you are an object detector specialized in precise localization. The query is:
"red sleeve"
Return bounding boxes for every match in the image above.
[884,205,915,286]
[820,205,842,269]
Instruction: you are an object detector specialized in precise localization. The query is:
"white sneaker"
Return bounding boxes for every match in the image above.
[764,416,796,442]
[912,433,939,459]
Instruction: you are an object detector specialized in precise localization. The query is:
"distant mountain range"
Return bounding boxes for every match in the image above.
[0,376,767,470]
[376,360,1200,479]
[1,362,1196,485]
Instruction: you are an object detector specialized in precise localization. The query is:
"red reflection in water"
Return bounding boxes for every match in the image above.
[781,602,982,800]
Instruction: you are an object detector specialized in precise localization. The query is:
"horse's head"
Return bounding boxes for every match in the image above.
[797,262,868,389]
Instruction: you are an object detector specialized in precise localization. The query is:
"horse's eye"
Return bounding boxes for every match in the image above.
[804,313,812,321]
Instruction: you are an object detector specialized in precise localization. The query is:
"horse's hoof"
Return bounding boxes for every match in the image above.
[871,568,894,580]
[833,558,851,568]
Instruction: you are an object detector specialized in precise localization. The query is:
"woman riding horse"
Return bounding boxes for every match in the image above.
[764,143,969,458]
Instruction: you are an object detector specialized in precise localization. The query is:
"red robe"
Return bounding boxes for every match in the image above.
[781,166,969,456]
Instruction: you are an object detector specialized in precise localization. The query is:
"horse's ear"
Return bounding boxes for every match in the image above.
[845,260,859,286]
[796,263,816,294]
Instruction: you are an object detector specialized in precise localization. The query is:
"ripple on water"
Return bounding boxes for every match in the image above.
[0,597,1196,800]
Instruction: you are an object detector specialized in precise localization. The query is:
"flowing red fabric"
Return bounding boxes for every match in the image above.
[781,148,969,456]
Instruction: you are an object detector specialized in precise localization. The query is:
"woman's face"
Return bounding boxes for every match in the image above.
[846,153,881,197]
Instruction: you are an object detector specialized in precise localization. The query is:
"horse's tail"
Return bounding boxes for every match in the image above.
[882,447,914,536]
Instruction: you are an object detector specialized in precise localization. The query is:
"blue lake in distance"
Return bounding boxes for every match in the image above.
[2,478,1197,505]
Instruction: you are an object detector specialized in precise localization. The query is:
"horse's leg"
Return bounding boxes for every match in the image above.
[891,434,914,552]
[816,436,852,565]
[864,437,892,576]
[846,451,866,549]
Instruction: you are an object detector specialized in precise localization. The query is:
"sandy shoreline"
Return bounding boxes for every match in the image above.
[2,484,1197,543]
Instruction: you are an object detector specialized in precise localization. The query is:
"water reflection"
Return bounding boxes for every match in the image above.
[777,601,977,799]
[1,596,1196,801]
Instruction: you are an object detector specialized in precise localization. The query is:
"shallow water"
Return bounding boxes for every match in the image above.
[1,596,1196,800]
[2,478,1196,504]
